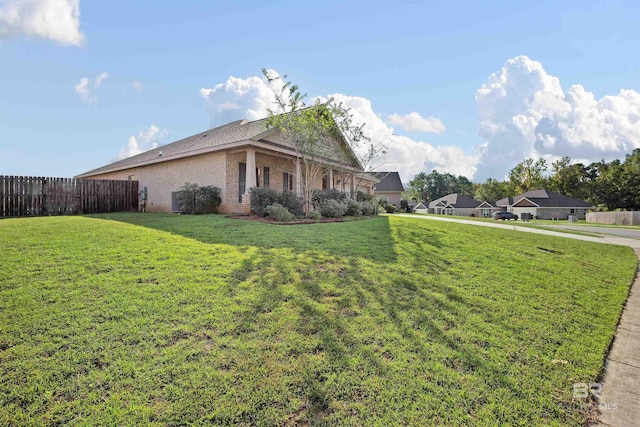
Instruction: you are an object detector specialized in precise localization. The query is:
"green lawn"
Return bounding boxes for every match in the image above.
[1,213,637,426]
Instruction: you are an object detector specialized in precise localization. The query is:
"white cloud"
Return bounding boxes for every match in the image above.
[199,73,277,126]
[0,0,85,47]
[199,72,479,184]
[118,125,169,160]
[475,55,640,180]
[386,112,446,134]
[74,72,109,104]
[132,81,142,92]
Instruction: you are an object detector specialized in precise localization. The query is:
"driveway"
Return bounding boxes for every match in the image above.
[401,213,640,427]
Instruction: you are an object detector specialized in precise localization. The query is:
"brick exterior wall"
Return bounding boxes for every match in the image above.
[84,149,374,214]
[82,152,228,213]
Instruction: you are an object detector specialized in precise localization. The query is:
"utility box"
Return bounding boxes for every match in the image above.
[521,212,532,222]
[568,215,577,223]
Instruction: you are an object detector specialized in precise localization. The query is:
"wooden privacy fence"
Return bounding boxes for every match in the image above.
[1,176,139,217]
[586,211,640,225]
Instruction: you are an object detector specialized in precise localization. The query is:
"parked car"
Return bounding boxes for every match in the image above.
[493,211,518,221]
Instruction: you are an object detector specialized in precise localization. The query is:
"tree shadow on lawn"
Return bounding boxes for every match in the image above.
[214,233,533,423]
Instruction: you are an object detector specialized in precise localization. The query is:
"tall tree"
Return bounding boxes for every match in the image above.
[548,156,589,200]
[263,69,370,214]
[474,178,510,202]
[508,158,548,194]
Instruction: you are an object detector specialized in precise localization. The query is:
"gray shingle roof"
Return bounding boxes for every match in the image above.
[371,172,404,192]
[78,110,364,178]
[428,193,482,209]
[496,190,592,208]
[78,118,273,177]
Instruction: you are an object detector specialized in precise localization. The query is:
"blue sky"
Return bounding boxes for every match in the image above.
[1,0,638,182]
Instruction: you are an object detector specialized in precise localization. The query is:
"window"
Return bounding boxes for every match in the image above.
[263,167,270,188]
[256,167,260,187]
[238,162,246,203]
[171,191,180,212]
[283,172,293,192]
[570,208,576,214]
[322,173,329,190]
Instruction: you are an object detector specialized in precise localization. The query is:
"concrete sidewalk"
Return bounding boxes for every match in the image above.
[400,214,640,427]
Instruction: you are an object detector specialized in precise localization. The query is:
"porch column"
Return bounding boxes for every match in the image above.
[328,169,334,190]
[350,173,355,197]
[295,158,302,197]
[245,148,256,193]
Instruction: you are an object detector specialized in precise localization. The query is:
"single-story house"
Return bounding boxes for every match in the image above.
[495,189,593,220]
[370,172,404,208]
[414,202,428,214]
[428,193,483,216]
[475,201,502,218]
[77,115,376,214]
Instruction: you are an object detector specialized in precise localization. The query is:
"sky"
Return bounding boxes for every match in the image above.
[0,0,638,184]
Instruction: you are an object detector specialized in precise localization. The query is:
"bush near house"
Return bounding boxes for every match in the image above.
[344,198,362,216]
[250,188,303,217]
[177,183,221,214]
[312,189,346,208]
[360,200,377,216]
[265,203,295,222]
[318,199,348,218]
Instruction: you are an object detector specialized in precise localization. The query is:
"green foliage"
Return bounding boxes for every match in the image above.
[250,187,302,217]
[279,190,304,216]
[343,198,362,216]
[406,170,475,203]
[318,199,347,218]
[249,187,281,216]
[312,189,347,207]
[306,211,322,220]
[265,203,295,222]
[177,182,221,214]
[474,178,512,202]
[355,190,375,202]
[385,204,397,213]
[1,214,636,426]
[360,200,377,216]
[508,158,548,194]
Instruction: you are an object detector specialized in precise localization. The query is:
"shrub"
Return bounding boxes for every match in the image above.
[360,200,377,216]
[279,191,304,216]
[312,189,346,207]
[385,204,398,213]
[177,183,221,214]
[318,199,347,218]
[250,187,280,217]
[344,198,362,216]
[307,211,322,220]
[355,191,375,202]
[265,203,295,222]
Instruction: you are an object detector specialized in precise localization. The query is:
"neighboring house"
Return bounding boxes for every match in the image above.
[495,189,592,220]
[428,193,482,216]
[370,172,404,208]
[414,202,428,214]
[475,201,502,218]
[77,116,375,214]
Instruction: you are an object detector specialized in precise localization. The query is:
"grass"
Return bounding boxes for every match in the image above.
[0,213,637,426]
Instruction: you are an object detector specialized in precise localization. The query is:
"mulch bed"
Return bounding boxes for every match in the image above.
[226,214,370,225]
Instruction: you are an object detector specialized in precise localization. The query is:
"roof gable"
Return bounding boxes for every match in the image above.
[428,193,482,209]
[372,172,404,192]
